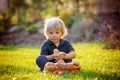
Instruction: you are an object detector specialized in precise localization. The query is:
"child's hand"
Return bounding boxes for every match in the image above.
[54,52,66,61]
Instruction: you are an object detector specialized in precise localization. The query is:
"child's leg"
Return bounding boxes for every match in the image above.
[36,55,49,71]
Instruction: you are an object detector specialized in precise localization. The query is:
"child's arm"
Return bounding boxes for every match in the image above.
[54,51,76,60]
[45,54,54,60]
[63,51,76,59]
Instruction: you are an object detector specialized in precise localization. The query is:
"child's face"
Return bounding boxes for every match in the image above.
[47,29,62,44]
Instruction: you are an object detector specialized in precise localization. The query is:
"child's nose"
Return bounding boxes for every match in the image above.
[53,33,56,36]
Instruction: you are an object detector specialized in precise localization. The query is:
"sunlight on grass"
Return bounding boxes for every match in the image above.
[0,43,120,80]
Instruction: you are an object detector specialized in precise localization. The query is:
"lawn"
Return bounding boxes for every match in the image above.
[0,43,120,80]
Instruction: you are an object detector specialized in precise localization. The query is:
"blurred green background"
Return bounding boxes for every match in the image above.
[0,0,119,49]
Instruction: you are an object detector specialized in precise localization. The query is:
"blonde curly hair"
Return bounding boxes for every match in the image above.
[44,17,67,39]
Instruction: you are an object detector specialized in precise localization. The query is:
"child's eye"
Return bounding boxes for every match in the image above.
[49,32,53,34]
[56,32,59,34]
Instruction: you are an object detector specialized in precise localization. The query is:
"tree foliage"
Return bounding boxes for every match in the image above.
[0,0,119,49]
[96,0,120,49]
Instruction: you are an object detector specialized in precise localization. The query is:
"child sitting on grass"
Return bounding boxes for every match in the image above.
[36,17,80,75]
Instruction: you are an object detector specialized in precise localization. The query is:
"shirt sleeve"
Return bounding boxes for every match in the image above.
[40,42,49,55]
[67,41,74,51]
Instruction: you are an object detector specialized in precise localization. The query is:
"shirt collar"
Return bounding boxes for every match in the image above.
[47,39,65,47]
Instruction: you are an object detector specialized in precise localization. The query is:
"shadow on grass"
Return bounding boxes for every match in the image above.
[62,70,119,80]
[0,65,37,75]
[0,45,19,50]
[0,45,39,51]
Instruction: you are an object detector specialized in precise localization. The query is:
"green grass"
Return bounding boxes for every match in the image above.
[0,43,120,80]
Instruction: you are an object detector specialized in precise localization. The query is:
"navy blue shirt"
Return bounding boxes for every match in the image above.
[40,39,74,62]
